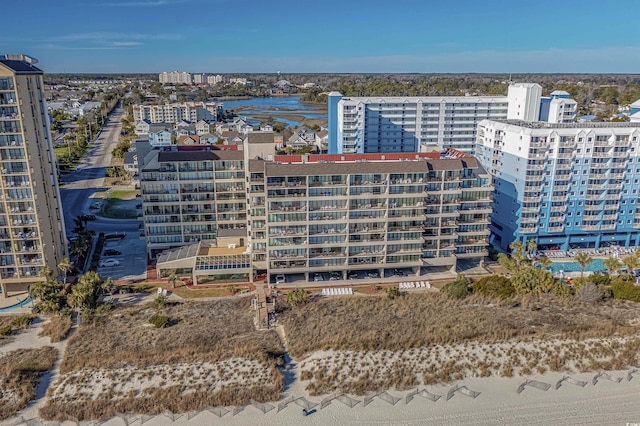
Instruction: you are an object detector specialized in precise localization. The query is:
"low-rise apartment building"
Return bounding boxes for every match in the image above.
[476,120,640,251]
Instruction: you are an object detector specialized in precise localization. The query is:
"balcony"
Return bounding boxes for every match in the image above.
[551,195,568,202]
[518,227,538,234]
[455,250,489,259]
[609,172,625,179]
[556,152,574,159]
[555,163,572,170]
[520,217,538,224]
[581,225,600,231]
[547,226,564,233]
[550,205,566,212]
[602,214,618,221]
[521,206,540,213]
[601,224,616,231]
[523,196,541,203]
[585,193,604,201]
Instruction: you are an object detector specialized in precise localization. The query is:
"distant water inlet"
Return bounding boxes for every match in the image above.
[221,96,327,128]
[546,259,607,274]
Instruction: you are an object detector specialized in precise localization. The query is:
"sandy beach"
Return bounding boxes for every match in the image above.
[71,372,640,426]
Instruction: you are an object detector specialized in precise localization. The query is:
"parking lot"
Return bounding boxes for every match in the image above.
[96,231,147,281]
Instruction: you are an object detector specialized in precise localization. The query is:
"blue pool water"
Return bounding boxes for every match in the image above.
[0,297,33,312]
[547,258,607,274]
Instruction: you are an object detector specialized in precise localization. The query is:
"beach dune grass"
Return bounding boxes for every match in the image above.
[282,293,640,394]
[0,346,58,420]
[40,298,284,421]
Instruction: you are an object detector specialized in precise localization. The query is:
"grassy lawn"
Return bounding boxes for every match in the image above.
[124,282,246,298]
[108,189,139,200]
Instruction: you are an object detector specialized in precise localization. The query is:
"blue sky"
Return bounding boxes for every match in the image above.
[2,0,640,73]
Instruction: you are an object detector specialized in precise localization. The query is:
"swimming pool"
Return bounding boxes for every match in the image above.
[546,258,607,274]
[0,297,33,313]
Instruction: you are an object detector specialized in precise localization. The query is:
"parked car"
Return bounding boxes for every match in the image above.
[103,249,121,256]
[99,259,120,267]
[394,268,406,277]
[330,272,341,280]
[367,271,380,279]
[275,274,286,284]
[348,271,358,279]
[313,273,324,282]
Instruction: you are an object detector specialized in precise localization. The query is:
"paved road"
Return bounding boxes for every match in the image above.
[59,104,123,233]
[58,103,148,279]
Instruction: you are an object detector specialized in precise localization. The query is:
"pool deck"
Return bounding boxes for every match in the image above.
[0,293,33,313]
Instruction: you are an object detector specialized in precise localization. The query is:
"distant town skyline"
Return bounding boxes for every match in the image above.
[3,0,640,73]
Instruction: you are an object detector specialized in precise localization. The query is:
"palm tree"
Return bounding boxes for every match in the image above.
[622,255,639,277]
[168,272,177,289]
[526,239,538,256]
[574,253,593,278]
[604,256,621,277]
[538,255,552,271]
[58,258,74,284]
[509,240,526,271]
[38,265,53,279]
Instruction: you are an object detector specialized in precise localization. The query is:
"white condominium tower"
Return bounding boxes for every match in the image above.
[328,83,578,155]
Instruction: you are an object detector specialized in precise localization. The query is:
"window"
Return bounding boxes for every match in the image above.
[578,201,583,206]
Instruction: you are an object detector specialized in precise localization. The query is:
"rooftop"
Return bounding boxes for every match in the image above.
[491,120,640,129]
[0,54,42,74]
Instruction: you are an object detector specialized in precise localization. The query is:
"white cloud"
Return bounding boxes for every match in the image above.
[49,32,182,42]
[89,0,188,6]
[110,41,143,47]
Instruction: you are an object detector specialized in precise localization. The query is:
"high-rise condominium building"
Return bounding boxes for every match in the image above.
[0,54,67,297]
[140,146,493,283]
[328,93,508,154]
[132,102,218,124]
[328,83,578,155]
[476,120,640,251]
[159,71,192,85]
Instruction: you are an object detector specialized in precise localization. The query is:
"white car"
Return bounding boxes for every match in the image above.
[275,274,286,284]
[99,259,120,267]
[313,273,324,282]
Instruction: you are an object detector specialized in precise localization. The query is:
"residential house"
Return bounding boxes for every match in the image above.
[260,123,273,132]
[199,132,218,144]
[178,135,200,145]
[123,151,138,173]
[287,126,317,150]
[148,129,173,146]
[195,119,211,135]
[135,119,152,136]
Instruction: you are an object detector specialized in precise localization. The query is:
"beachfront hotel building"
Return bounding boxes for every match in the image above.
[475,120,640,252]
[0,55,67,297]
[327,83,578,156]
[132,102,219,124]
[141,143,493,284]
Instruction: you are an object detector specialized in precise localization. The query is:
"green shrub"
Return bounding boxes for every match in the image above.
[95,303,115,314]
[471,275,514,298]
[384,286,401,300]
[441,274,470,299]
[551,280,573,297]
[572,274,611,289]
[149,314,169,328]
[611,279,640,302]
[11,315,36,329]
[0,325,12,336]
